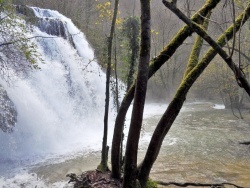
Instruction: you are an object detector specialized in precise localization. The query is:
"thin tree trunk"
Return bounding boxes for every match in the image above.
[159,69,169,98]
[122,0,151,187]
[114,33,123,166]
[138,4,250,185]
[114,33,120,112]
[111,0,221,178]
[100,0,119,172]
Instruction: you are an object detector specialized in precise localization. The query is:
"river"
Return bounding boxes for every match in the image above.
[146,102,250,187]
[2,102,249,187]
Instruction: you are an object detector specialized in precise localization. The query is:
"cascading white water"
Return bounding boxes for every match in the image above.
[0,7,113,178]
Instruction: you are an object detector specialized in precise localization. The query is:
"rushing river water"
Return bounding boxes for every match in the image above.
[146,102,250,187]
[2,102,249,188]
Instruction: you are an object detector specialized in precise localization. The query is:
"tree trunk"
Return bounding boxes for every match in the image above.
[137,4,250,186]
[184,12,211,78]
[122,0,151,187]
[111,0,220,178]
[126,18,139,91]
[138,11,211,188]
[99,0,119,172]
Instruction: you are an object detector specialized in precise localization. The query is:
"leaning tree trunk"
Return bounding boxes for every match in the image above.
[99,0,119,172]
[138,11,211,188]
[137,3,250,186]
[111,0,221,179]
[183,12,211,78]
[122,0,151,187]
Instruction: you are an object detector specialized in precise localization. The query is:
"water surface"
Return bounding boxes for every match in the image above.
[1,102,250,187]
[145,102,250,187]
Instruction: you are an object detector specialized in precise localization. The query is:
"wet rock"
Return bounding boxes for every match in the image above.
[15,5,38,24]
[0,85,17,133]
[16,5,75,48]
[37,18,67,39]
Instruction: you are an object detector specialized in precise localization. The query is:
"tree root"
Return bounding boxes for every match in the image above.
[239,141,250,145]
[156,181,245,188]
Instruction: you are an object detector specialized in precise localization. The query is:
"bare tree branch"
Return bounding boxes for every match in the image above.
[183,42,250,63]
[163,0,250,96]
[0,35,59,47]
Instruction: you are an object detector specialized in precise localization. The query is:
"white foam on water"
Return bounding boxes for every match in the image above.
[212,104,225,109]
[0,172,70,188]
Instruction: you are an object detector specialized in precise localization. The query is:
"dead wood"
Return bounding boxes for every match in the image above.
[67,170,122,188]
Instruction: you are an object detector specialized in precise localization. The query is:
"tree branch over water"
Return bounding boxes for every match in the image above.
[183,42,250,64]
[0,35,59,47]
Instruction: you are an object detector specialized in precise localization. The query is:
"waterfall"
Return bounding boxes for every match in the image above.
[0,7,112,176]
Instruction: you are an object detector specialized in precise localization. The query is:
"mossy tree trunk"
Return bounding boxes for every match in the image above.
[125,17,140,92]
[99,0,119,172]
[183,12,211,78]
[138,12,211,188]
[122,0,151,187]
[137,3,250,187]
[111,0,221,179]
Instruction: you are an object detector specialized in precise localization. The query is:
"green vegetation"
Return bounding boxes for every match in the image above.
[0,0,41,79]
[146,179,158,188]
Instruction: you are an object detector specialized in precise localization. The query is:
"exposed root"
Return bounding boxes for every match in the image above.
[239,141,250,146]
[156,181,245,188]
